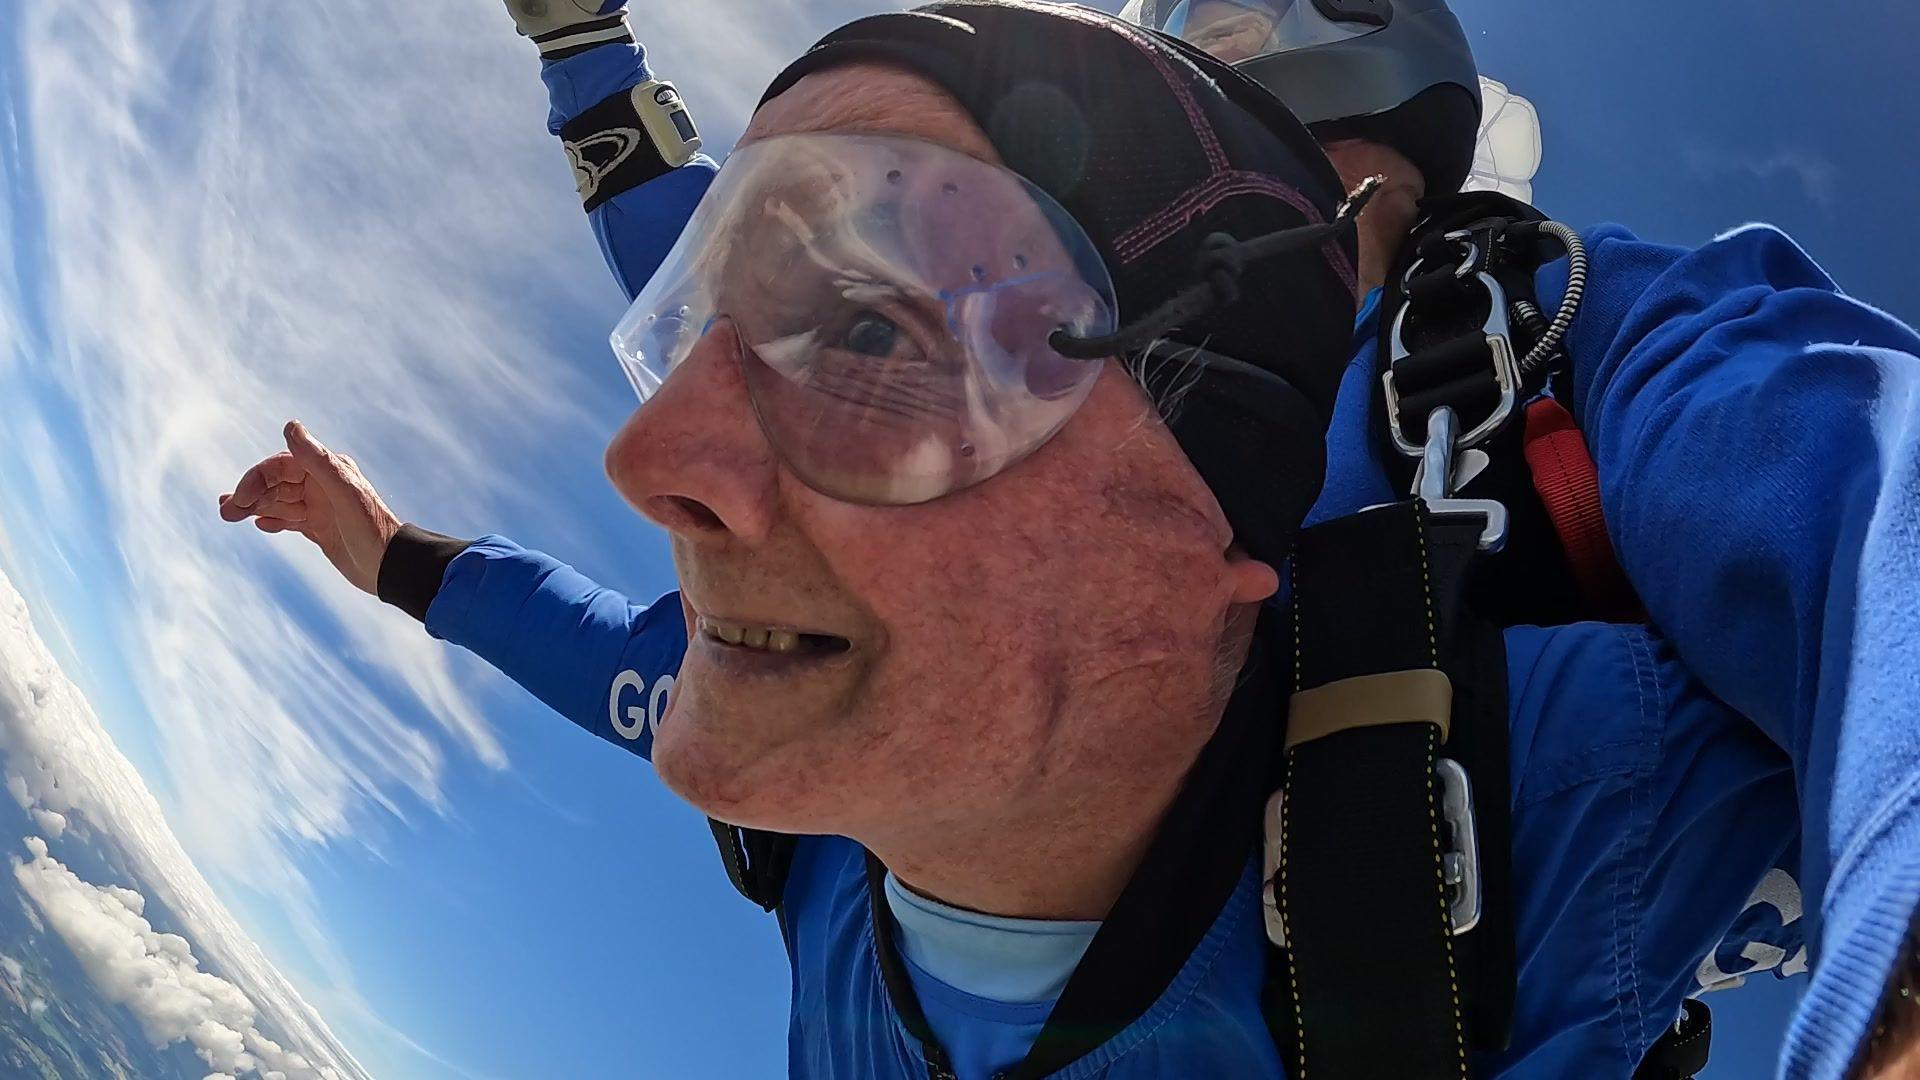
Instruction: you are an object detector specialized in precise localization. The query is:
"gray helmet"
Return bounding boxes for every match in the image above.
[1119,0,1483,194]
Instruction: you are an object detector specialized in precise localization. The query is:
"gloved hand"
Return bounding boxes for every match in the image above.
[502,0,630,57]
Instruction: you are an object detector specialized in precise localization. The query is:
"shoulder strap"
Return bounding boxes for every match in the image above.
[1271,498,1515,1076]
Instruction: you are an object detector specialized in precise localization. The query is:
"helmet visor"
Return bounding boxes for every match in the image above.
[1125,0,1387,65]
[612,133,1118,506]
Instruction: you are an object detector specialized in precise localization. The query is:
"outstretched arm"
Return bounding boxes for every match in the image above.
[503,0,718,298]
[211,9,721,755]
[1558,224,1920,1078]
[220,422,686,759]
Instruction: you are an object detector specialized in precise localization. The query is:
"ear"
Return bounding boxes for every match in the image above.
[1226,545,1280,605]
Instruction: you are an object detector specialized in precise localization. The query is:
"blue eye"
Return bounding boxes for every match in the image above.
[844,313,902,357]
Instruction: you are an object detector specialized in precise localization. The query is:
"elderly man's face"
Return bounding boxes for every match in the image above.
[605,64,1279,839]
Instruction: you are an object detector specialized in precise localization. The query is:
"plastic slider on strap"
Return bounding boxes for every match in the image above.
[1284,668,1454,751]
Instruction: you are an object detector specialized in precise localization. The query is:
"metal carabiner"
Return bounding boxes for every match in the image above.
[1383,270,1523,458]
[1415,407,1509,552]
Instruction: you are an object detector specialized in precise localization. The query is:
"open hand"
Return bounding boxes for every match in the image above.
[219,421,401,595]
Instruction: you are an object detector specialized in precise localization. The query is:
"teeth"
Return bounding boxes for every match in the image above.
[705,620,812,654]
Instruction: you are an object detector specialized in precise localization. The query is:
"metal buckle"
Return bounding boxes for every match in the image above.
[1435,757,1482,935]
[1365,405,1508,551]
[1262,756,1483,947]
[1415,406,1508,552]
[1383,270,1521,457]
[1261,789,1288,947]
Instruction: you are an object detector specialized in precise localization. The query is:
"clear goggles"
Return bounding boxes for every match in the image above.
[1120,0,1387,65]
[612,133,1118,506]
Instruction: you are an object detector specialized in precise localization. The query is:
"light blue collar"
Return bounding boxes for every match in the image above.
[883,872,1101,1005]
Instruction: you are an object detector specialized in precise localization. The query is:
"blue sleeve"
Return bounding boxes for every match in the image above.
[1552,224,1920,1077]
[538,36,717,298]
[423,536,687,760]
[1497,623,1797,1074]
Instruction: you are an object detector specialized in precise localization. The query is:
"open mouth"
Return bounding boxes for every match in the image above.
[698,618,851,657]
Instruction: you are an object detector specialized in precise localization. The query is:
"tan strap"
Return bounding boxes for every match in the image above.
[1286,668,1454,752]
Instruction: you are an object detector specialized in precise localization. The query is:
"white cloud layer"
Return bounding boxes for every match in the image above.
[0,567,367,1077]
[14,835,340,1080]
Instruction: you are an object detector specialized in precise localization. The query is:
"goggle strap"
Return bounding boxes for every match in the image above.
[1051,175,1383,361]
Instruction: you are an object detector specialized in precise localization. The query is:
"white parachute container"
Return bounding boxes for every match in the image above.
[1465,77,1542,202]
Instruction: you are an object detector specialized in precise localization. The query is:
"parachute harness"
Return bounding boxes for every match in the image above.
[1256,194,1628,1080]
[1378,198,1595,569]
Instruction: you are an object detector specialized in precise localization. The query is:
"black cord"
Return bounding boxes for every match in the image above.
[1051,175,1385,361]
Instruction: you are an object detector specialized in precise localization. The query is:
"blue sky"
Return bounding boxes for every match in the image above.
[0,0,1914,1077]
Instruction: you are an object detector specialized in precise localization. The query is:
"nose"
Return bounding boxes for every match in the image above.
[605,321,780,545]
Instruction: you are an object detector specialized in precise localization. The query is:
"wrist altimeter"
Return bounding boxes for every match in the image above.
[561,80,704,211]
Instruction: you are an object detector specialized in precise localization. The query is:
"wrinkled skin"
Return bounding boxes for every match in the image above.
[604,63,1279,920]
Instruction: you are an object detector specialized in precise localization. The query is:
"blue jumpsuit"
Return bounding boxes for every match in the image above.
[418,33,1920,1079]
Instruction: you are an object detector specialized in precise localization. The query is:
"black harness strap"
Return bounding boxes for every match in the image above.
[708,819,795,913]
[1277,499,1514,1077]
[1635,999,1713,1080]
[865,852,963,1080]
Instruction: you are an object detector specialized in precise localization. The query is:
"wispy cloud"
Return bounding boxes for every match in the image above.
[4,0,879,1069]
[10,0,886,903]
[1679,143,1839,211]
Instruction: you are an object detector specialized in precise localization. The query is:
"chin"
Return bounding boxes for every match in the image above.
[650,714,830,832]
[652,721,755,820]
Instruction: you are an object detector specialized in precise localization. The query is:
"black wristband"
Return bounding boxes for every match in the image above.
[561,88,677,213]
[377,524,472,624]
